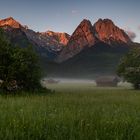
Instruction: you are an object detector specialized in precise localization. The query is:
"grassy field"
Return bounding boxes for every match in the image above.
[0,82,140,139]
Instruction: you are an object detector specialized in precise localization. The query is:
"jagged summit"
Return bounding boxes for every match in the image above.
[68,19,96,47]
[93,18,131,44]
[42,30,70,45]
[97,18,115,24]
[3,17,15,20]
[46,30,68,35]
[0,17,22,28]
[0,17,136,77]
[79,19,92,26]
[56,19,97,62]
[57,18,132,62]
[0,17,15,21]
[0,17,133,64]
[0,17,70,52]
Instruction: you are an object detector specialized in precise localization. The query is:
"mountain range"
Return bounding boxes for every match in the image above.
[0,17,138,78]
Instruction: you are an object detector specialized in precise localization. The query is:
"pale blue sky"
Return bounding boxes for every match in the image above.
[0,0,140,42]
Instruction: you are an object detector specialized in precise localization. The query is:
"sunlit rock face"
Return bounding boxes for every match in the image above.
[0,17,22,28]
[23,29,65,52]
[57,19,97,62]
[93,19,131,44]
[0,17,132,64]
[0,17,135,77]
[57,18,132,62]
[0,17,70,53]
[44,31,70,46]
[68,19,97,49]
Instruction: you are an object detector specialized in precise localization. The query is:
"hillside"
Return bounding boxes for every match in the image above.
[0,17,139,78]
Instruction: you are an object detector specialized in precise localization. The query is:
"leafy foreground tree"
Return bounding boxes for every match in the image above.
[0,29,42,92]
[117,47,140,89]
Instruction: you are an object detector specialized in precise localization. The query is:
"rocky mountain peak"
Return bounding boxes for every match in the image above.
[56,19,97,62]
[93,18,131,44]
[42,30,70,46]
[78,19,92,27]
[68,19,97,48]
[97,18,114,25]
[0,17,22,28]
[0,17,134,64]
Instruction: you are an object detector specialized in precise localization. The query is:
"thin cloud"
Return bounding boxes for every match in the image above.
[125,30,136,41]
[138,25,140,30]
[71,10,78,14]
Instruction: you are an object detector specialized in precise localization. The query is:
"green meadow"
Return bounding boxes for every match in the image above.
[0,82,140,140]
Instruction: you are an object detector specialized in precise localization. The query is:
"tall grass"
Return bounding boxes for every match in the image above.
[0,83,140,139]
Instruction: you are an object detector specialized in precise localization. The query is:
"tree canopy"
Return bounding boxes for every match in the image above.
[0,29,42,92]
[117,47,140,89]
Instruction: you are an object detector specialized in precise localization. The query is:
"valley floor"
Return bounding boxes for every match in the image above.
[0,82,140,140]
